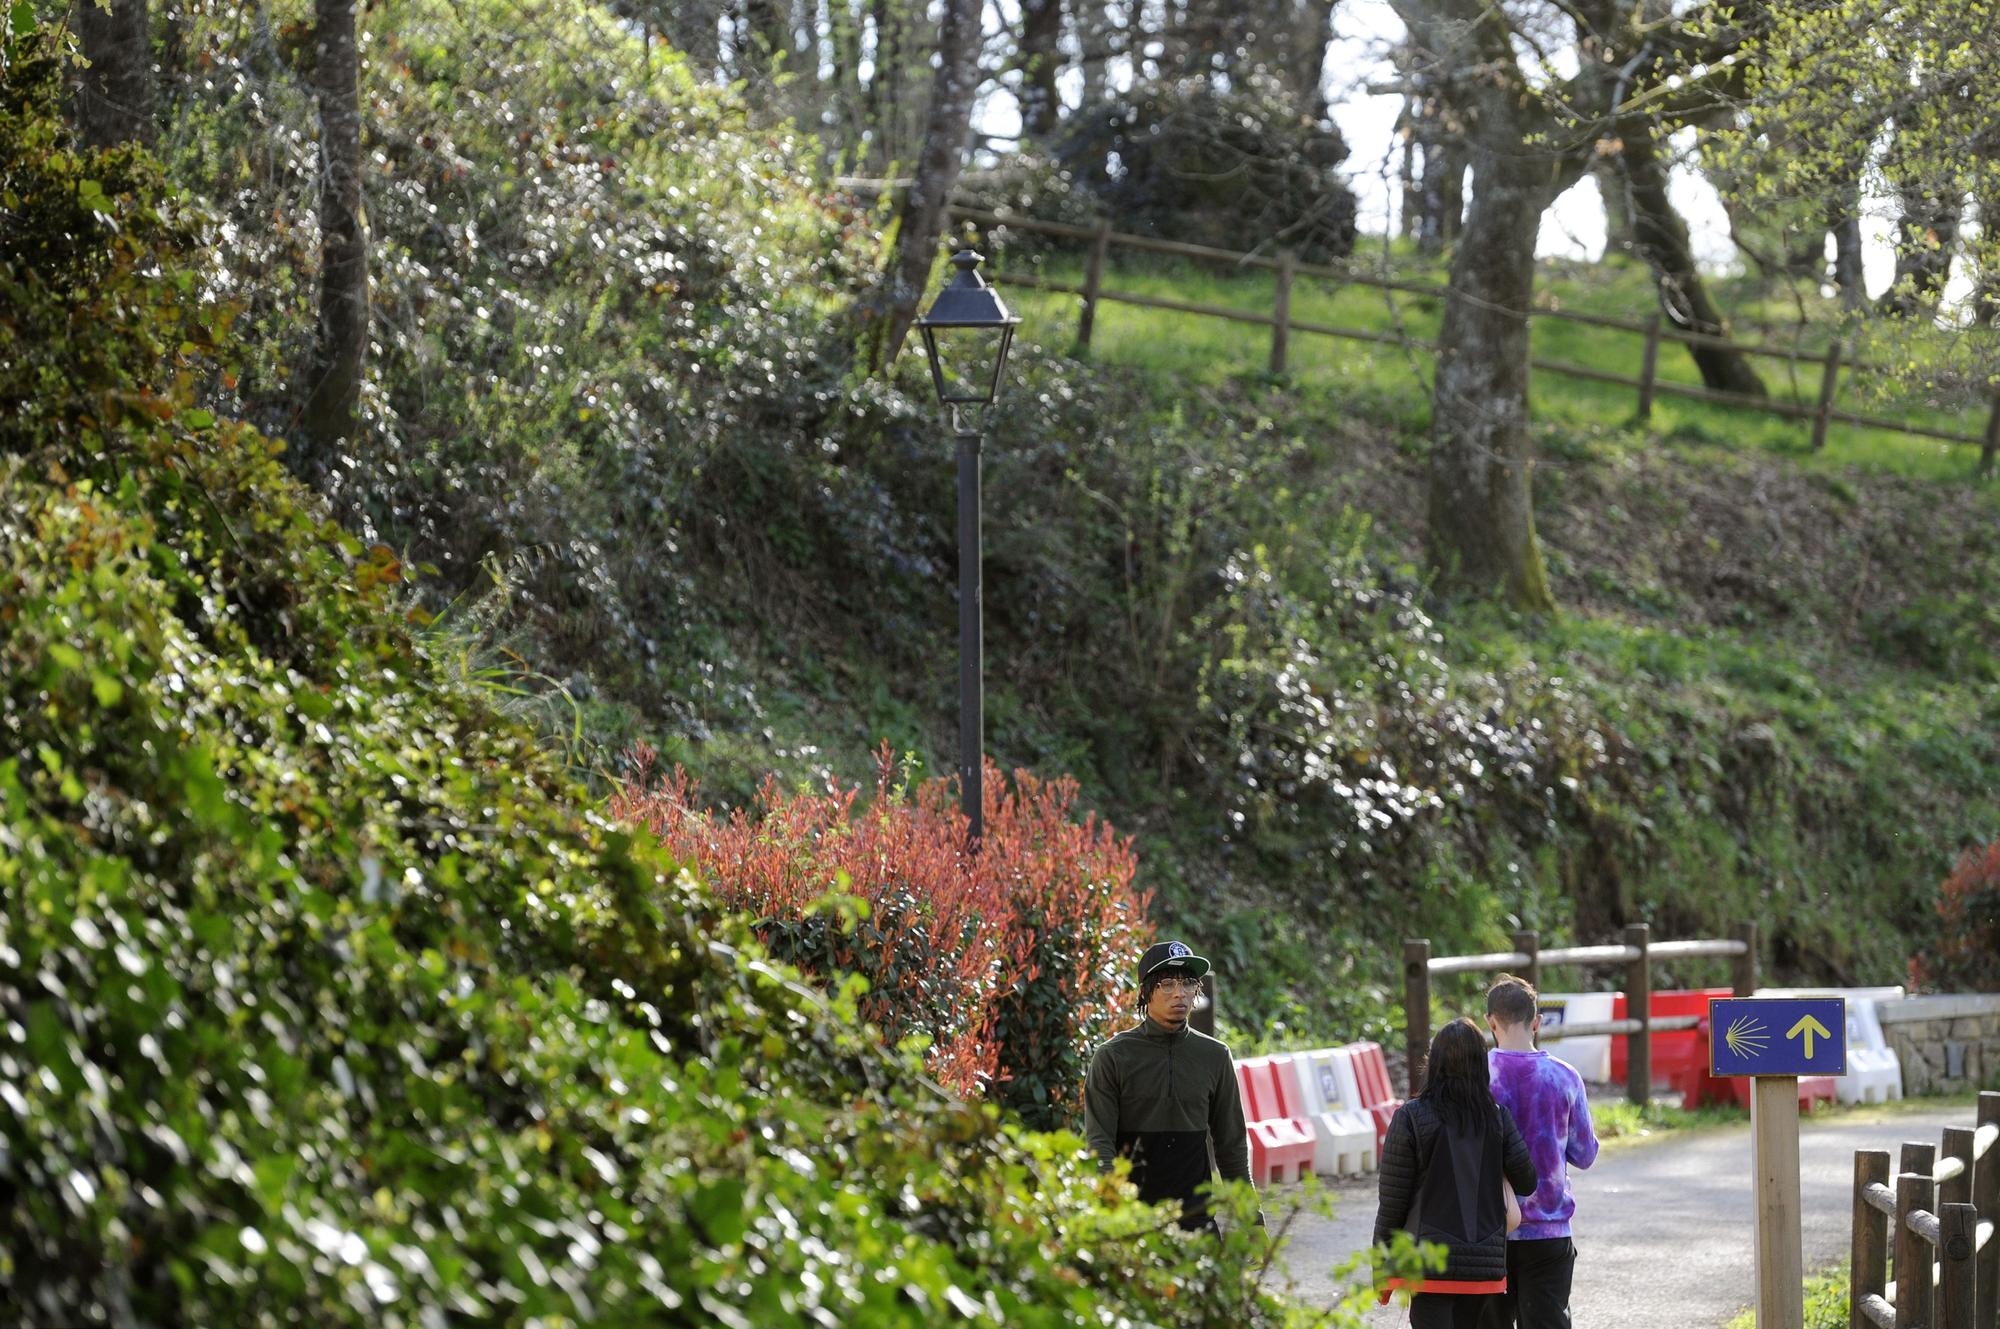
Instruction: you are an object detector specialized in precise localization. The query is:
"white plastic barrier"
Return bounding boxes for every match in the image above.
[1294,1049,1377,1175]
[1756,986,1905,1104]
[1536,992,1615,1083]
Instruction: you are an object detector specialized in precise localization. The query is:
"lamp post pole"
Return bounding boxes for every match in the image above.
[955,410,984,845]
[913,247,1016,852]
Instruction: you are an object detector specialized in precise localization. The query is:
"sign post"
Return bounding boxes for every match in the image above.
[1708,996,1847,1329]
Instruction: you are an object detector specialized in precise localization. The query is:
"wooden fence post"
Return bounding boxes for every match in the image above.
[1076,219,1111,352]
[1405,939,1432,1097]
[1981,389,1999,479]
[1937,1203,1976,1329]
[1812,340,1844,451]
[1732,920,1759,997]
[1512,929,1542,1049]
[1270,248,1296,375]
[1975,1091,1999,1329]
[1512,929,1541,993]
[1939,1126,1974,1208]
[1625,923,1651,1107]
[1893,1166,1934,1329]
[1637,314,1662,422]
[1852,1150,1890,1329]
[1753,1076,1807,1329]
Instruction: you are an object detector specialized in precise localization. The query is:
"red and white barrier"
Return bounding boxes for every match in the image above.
[1234,1056,1316,1184]
[1347,1040,1402,1146]
[1282,1051,1377,1174]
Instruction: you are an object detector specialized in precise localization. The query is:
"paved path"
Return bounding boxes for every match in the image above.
[1272,1103,1969,1327]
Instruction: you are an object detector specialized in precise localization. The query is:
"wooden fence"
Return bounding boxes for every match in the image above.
[1848,1091,2000,1329]
[848,184,2000,475]
[1403,921,1759,1106]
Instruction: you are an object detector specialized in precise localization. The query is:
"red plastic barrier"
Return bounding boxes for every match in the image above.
[1343,1040,1403,1148]
[1610,988,1735,1088]
[1236,1059,1315,1184]
[1676,1019,1840,1113]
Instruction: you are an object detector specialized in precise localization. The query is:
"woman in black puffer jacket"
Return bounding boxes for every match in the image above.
[1373,1018,1539,1328]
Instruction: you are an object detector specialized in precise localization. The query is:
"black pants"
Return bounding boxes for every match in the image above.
[1480,1238,1577,1329]
[1410,1293,1494,1329]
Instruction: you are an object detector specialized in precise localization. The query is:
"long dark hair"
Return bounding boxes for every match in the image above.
[1418,1018,1495,1129]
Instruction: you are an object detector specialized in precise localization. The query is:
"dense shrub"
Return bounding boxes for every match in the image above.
[1915,839,2000,992]
[1,28,1421,1324]
[610,747,1148,1124]
[1050,75,1359,263]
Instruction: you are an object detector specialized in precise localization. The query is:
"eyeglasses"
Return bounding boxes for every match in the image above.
[1153,975,1203,993]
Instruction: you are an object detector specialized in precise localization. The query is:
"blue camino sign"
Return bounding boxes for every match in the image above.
[1707,997,1847,1077]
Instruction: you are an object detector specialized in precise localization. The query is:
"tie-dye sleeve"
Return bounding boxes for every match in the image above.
[1565,1067,1600,1169]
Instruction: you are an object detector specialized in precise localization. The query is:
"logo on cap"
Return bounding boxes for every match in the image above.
[1167,941,1191,958]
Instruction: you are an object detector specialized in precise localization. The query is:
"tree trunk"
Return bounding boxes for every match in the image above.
[1428,151,1558,610]
[1016,0,1064,139]
[1406,72,1466,255]
[73,0,154,148]
[1076,0,1114,104]
[1283,0,1336,118]
[299,0,368,476]
[1616,124,1767,397]
[1828,175,1868,311]
[1880,175,1962,315]
[1596,157,1634,260]
[864,0,981,370]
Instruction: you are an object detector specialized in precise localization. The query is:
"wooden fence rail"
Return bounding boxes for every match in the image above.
[839,183,2000,474]
[1403,921,1758,1107]
[1849,1091,2000,1329]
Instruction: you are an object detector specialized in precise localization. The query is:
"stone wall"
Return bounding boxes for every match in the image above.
[1875,993,2000,1096]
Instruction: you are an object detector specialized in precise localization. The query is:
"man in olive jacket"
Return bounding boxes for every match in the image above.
[1083,940,1256,1231]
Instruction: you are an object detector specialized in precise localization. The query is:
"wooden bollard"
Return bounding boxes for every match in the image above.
[1637,313,1662,421]
[1076,219,1110,352]
[1624,923,1651,1107]
[1405,939,1432,1096]
[1269,248,1296,376]
[1731,920,1759,996]
[1811,340,1843,451]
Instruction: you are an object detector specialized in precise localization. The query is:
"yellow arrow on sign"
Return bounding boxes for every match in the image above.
[1787,1013,1832,1058]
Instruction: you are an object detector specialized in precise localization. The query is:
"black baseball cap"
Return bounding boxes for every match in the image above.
[1138,940,1211,984]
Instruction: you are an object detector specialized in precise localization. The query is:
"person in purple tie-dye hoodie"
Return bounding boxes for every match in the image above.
[1480,975,1599,1329]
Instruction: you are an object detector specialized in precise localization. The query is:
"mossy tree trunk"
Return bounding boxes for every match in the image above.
[73,0,154,148]
[299,0,368,477]
[865,0,982,370]
[1427,148,1566,610]
[1614,124,1768,398]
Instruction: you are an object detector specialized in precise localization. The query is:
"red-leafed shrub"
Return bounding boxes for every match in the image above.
[1915,838,2000,992]
[611,745,1149,1118]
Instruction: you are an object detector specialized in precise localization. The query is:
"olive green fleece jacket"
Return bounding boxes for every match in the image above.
[1082,1017,1254,1223]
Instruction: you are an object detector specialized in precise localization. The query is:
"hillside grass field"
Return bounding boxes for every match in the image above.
[981,242,1993,483]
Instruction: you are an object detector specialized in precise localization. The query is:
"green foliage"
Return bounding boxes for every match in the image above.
[1048,75,1358,263]
[1724,1261,1850,1329]
[0,27,1418,1324]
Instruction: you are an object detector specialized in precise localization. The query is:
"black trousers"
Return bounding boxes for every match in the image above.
[1479,1238,1577,1329]
[1410,1293,1495,1329]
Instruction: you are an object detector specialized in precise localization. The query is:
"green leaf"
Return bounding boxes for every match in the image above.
[9,1,32,38]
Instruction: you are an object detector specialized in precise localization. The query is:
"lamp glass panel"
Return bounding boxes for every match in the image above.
[924,324,1007,404]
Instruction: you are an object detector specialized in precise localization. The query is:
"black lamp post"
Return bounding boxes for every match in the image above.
[914,248,1019,846]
